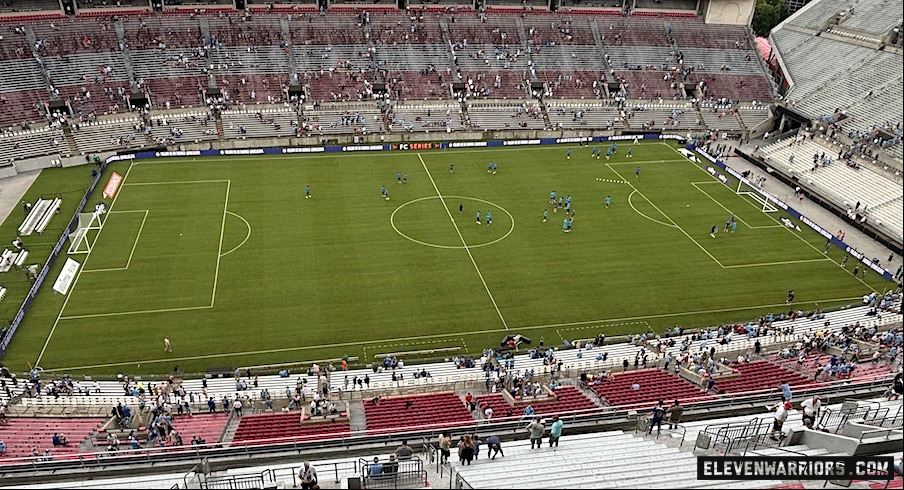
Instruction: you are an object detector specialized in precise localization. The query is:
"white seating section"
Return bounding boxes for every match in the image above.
[465,101,545,131]
[759,137,904,240]
[387,104,463,132]
[71,117,146,154]
[0,126,66,164]
[547,102,625,130]
[452,431,770,489]
[149,111,219,144]
[222,108,299,138]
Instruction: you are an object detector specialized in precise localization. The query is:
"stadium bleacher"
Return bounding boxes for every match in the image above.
[363,392,475,434]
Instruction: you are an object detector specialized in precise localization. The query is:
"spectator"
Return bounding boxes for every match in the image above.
[395,440,413,460]
[779,381,792,401]
[526,417,545,449]
[666,400,684,429]
[770,401,792,440]
[384,454,398,476]
[647,400,665,435]
[298,461,318,489]
[438,432,452,464]
[368,457,383,476]
[549,416,564,447]
[458,434,475,465]
[51,433,68,447]
[233,398,243,417]
[801,395,821,429]
[486,435,504,459]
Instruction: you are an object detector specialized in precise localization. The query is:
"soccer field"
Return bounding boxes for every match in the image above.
[2,141,892,374]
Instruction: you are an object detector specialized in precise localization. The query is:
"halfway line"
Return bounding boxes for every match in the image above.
[417,153,509,329]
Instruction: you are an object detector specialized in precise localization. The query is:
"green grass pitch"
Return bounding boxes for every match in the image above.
[0,141,892,374]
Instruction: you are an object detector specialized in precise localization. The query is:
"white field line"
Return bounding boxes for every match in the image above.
[418,153,508,329]
[220,211,252,258]
[211,181,231,307]
[82,210,149,272]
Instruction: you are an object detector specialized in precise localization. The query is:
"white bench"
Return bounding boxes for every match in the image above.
[34,197,62,235]
[0,287,6,303]
[18,197,61,236]
[0,249,27,273]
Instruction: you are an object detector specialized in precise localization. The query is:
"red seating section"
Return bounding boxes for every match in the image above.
[589,369,714,410]
[772,353,895,382]
[231,412,350,446]
[171,413,228,446]
[475,386,599,420]
[0,417,104,462]
[711,361,821,396]
[364,392,474,434]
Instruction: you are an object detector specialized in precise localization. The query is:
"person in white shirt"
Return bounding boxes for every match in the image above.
[298,461,318,489]
[770,401,792,440]
[484,407,493,420]
[800,395,821,428]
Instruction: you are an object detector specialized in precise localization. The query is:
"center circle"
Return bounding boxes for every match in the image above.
[390,196,515,249]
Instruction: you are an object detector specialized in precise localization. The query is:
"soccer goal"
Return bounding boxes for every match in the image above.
[67,210,104,254]
[736,180,778,213]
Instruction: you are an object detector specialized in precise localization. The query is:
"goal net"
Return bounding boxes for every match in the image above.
[67,211,103,254]
[736,181,778,213]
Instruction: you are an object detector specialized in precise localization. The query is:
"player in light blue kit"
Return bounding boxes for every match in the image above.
[605,195,611,208]
[566,148,571,160]
[305,185,311,198]
[627,146,633,158]
[476,211,481,225]
[486,211,492,225]
[543,209,548,222]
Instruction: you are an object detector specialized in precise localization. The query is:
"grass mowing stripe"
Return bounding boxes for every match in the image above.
[34,160,136,367]
[418,153,508,329]
[43,295,866,372]
[211,181,230,307]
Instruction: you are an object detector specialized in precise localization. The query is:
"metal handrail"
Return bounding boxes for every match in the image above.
[857,427,904,443]
[742,433,809,458]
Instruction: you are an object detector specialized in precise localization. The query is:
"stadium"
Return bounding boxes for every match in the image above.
[0,0,900,487]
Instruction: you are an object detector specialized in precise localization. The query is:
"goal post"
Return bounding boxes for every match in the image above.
[736,180,778,213]
[67,211,103,254]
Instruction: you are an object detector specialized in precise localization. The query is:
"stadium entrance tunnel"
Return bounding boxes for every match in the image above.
[390,196,514,249]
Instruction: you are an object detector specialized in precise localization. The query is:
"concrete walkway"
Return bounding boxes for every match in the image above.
[0,169,42,228]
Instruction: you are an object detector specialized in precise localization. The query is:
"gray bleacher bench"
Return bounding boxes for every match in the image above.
[0,287,6,304]
[373,346,460,359]
[18,197,61,236]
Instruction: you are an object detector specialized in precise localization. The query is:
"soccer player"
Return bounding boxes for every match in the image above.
[565,195,572,207]
[840,255,848,268]
[486,211,492,225]
[605,195,611,208]
[605,148,612,160]
[396,172,401,184]
[591,147,597,158]
[563,218,569,233]
[403,173,408,184]
[543,209,548,222]
[710,225,717,238]
[786,290,794,305]
[731,221,738,233]
[476,211,481,225]
[627,146,633,158]
[164,336,172,352]
[550,190,557,204]
[635,166,641,178]
[459,203,463,215]
[611,143,618,154]
[487,162,492,173]
[380,185,387,198]
[566,148,571,160]
[724,218,731,233]
[305,185,311,198]
[384,188,390,201]
[492,162,497,174]
[558,196,564,209]
[450,163,454,173]
[633,135,639,145]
